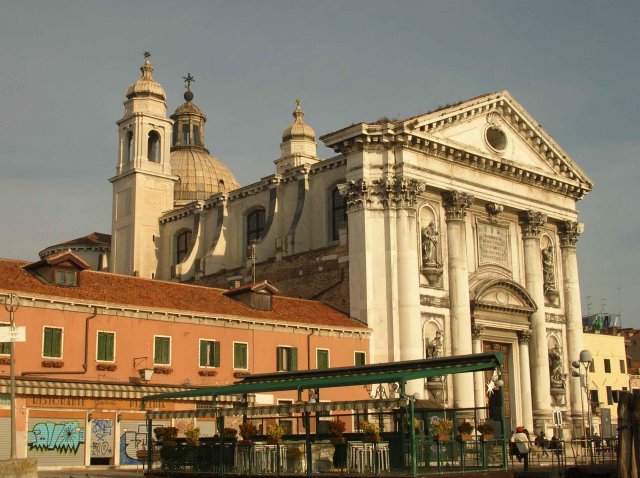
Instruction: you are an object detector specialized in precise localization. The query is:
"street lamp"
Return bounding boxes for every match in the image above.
[571,349,593,463]
[3,293,20,459]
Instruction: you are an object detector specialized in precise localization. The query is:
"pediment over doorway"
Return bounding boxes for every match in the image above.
[471,278,537,316]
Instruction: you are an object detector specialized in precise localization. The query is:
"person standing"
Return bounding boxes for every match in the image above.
[512,426,530,470]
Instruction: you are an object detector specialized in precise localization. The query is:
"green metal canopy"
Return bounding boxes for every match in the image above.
[141,352,503,409]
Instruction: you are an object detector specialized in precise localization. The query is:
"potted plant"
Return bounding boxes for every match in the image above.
[330,418,348,469]
[477,422,495,440]
[432,418,452,441]
[359,420,381,442]
[239,421,257,446]
[329,418,347,444]
[457,421,474,440]
[184,424,200,446]
[266,423,286,444]
[223,427,238,442]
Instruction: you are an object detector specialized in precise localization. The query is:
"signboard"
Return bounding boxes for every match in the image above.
[0,326,26,342]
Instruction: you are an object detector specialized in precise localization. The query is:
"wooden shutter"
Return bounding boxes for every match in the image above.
[290,347,298,371]
[43,328,52,357]
[213,341,220,367]
[97,332,106,360]
[105,333,114,361]
[276,347,283,371]
[200,341,207,366]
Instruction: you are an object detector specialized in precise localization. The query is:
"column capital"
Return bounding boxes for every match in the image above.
[558,220,584,247]
[441,190,474,221]
[372,175,424,209]
[517,329,533,344]
[518,210,547,238]
[339,179,371,211]
[472,323,484,339]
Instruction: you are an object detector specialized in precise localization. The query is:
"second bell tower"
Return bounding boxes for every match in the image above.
[110,53,176,278]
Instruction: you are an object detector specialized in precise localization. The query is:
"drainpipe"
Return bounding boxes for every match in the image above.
[307,329,315,370]
[22,307,98,376]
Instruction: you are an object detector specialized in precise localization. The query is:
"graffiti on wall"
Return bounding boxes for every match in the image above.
[91,419,114,457]
[27,421,86,454]
[120,426,147,465]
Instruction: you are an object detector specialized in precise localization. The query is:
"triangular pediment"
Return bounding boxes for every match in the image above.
[404,91,593,192]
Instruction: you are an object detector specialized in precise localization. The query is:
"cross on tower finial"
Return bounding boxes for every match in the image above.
[295,98,301,106]
[143,51,151,59]
[183,72,195,91]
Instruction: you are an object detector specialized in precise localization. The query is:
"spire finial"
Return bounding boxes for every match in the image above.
[182,72,195,102]
[293,98,304,122]
[140,51,154,80]
[295,98,301,106]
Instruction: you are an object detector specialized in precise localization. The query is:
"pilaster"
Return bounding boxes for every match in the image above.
[517,329,534,432]
[472,324,485,410]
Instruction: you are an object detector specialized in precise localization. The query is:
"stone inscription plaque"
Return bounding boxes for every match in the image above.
[477,222,510,269]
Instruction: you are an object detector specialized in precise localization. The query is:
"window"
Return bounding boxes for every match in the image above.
[233,342,248,370]
[172,123,178,145]
[0,324,10,355]
[200,340,220,367]
[612,390,621,403]
[124,131,133,162]
[246,209,266,246]
[147,131,161,162]
[552,411,563,426]
[330,187,347,241]
[354,351,366,366]
[620,359,626,373]
[590,389,599,408]
[606,386,613,405]
[182,124,191,145]
[176,230,192,264]
[193,125,201,146]
[589,360,595,373]
[154,336,171,365]
[96,331,115,362]
[54,270,77,287]
[276,346,298,372]
[316,349,330,369]
[43,327,63,358]
[604,359,611,373]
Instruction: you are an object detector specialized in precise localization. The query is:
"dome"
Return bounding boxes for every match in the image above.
[282,101,316,142]
[125,56,166,101]
[170,148,240,202]
[173,101,206,117]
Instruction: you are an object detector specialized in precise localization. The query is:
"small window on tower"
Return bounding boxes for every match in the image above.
[182,124,190,145]
[124,131,133,162]
[172,123,178,145]
[147,131,161,162]
[193,125,200,146]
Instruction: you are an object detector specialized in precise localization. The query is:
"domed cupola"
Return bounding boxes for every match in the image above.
[276,100,319,174]
[169,73,240,205]
[125,52,167,101]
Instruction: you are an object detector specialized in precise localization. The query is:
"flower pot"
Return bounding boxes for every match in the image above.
[363,436,381,442]
[267,438,282,444]
[481,434,494,441]
[459,433,474,441]
[435,435,451,441]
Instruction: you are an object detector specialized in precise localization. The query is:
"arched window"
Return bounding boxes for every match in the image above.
[147,131,161,162]
[182,124,191,145]
[176,230,192,264]
[124,131,133,163]
[330,187,347,241]
[218,179,225,192]
[193,125,201,146]
[246,209,266,246]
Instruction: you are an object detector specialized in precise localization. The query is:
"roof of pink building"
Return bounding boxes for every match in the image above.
[0,258,368,331]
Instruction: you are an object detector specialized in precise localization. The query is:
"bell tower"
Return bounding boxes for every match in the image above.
[110,52,176,278]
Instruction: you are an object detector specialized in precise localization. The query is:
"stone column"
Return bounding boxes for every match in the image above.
[519,210,552,423]
[472,324,485,410]
[442,190,475,408]
[517,330,534,432]
[559,220,587,430]
[393,179,423,397]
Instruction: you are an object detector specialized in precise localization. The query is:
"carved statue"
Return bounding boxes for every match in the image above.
[549,346,567,389]
[542,244,556,294]
[421,221,438,266]
[426,330,443,359]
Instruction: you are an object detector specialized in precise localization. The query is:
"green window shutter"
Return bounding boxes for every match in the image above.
[106,333,114,361]
[276,347,283,371]
[213,341,220,367]
[43,328,52,357]
[317,350,328,369]
[235,343,247,369]
[200,341,207,366]
[51,328,62,358]
[155,337,170,365]
[355,352,366,366]
[290,347,298,371]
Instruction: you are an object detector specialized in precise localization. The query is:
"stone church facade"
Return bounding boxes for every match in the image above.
[58,56,595,436]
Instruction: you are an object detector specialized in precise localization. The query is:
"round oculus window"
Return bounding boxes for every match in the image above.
[485,126,507,151]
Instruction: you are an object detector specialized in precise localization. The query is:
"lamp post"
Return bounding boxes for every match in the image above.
[3,293,20,459]
[571,349,593,464]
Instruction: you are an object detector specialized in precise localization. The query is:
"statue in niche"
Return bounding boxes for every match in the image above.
[426,330,443,359]
[549,346,567,389]
[542,245,556,294]
[421,221,439,266]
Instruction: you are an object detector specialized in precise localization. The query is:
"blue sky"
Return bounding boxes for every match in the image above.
[0,1,638,328]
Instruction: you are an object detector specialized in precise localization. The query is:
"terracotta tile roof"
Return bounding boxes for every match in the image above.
[26,249,91,270]
[0,258,368,331]
[46,232,111,249]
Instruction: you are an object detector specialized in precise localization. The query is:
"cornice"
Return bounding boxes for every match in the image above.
[159,201,204,224]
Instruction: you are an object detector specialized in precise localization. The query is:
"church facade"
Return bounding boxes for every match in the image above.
[77,56,594,437]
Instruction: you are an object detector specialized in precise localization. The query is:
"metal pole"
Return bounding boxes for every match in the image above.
[584,366,594,464]
[4,293,19,460]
